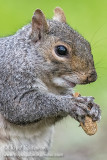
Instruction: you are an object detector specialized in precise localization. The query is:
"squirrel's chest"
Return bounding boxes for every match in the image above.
[0,114,54,160]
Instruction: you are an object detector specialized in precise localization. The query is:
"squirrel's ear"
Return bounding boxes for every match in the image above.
[31,9,49,42]
[53,7,66,23]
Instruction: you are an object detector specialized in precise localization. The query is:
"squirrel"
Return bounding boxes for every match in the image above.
[0,7,101,160]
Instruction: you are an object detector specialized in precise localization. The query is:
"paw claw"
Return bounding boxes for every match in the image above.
[89,104,101,121]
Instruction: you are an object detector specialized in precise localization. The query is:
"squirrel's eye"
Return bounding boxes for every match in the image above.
[55,45,68,57]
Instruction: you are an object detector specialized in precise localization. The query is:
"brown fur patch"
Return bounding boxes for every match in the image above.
[71,55,88,71]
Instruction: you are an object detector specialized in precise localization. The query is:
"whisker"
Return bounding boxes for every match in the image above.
[90,23,106,44]
[91,37,107,49]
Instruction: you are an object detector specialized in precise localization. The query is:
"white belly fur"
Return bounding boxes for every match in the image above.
[0,114,54,160]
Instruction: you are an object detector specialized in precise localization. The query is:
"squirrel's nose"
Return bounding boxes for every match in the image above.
[84,71,97,84]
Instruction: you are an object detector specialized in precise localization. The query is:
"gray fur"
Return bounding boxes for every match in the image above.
[0,9,101,159]
[0,21,100,125]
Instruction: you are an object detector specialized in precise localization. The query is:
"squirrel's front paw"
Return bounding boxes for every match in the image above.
[88,103,101,121]
[77,96,101,122]
[70,96,101,123]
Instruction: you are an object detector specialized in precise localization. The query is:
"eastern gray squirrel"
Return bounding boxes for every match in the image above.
[0,7,101,160]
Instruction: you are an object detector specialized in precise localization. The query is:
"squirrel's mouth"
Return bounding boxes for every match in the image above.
[63,78,76,88]
[53,77,76,88]
[67,81,76,88]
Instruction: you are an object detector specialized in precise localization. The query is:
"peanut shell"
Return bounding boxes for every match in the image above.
[73,92,97,136]
[80,116,97,135]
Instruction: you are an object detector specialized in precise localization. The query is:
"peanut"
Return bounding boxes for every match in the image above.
[73,92,97,136]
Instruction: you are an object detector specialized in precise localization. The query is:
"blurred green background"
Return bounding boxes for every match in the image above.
[0,0,107,160]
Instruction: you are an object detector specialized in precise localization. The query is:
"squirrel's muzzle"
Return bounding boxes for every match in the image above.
[83,71,97,84]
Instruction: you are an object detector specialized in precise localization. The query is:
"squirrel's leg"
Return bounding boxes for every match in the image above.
[0,89,101,125]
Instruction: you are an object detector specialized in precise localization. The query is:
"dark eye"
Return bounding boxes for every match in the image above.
[55,45,68,57]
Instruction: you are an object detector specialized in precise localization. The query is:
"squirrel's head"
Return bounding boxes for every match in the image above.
[30,7,97,89]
